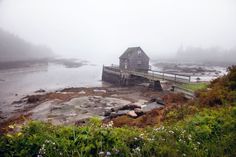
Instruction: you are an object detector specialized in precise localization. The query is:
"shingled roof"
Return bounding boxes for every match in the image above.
[119,47,149,59]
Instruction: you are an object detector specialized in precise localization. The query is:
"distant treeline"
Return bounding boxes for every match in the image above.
[0,28,54,62]
[176,46,236,65]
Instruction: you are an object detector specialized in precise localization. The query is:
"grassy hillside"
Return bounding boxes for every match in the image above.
[0,66,235,157]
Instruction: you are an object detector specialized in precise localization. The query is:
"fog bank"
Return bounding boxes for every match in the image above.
[0,0,236,64]
[0,28,53,62]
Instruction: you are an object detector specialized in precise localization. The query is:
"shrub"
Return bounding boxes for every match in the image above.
[1,106,236,157]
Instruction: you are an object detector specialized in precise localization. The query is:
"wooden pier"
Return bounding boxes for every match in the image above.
[102,65,191,85]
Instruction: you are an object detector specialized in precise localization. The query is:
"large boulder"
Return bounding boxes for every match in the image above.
[142,102,163,112]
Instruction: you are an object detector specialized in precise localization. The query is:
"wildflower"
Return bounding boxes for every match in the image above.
[182,153,186,156]
[194,147,197,150]
[134,147,140,152]
[98,151,105,156]
[8,125,14,129]
[169,130,174,134]
[197,142,200,145]
[39,145,46,155]
[106,151,111,156]
[147,138,154,141]
[103,121,114,128]
[45,140,50,144]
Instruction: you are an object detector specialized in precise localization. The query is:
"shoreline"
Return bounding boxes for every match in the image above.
[0,85,188,133]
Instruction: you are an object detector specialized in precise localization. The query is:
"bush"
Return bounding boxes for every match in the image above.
[1,106,236,157]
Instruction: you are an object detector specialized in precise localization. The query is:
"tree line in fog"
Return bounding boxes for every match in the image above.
[176,46,236,65]
[0,28,54,62]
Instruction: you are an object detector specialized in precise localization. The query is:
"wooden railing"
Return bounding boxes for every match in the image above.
[129,70,191,83]
[103,65,191,83]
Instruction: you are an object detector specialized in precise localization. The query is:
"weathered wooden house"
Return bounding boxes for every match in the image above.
[119,47,149,72]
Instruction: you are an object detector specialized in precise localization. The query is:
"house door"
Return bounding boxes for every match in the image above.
[124,62,127,69]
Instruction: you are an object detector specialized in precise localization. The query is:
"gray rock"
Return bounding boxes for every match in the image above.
[142,102,163,112]
[117,110,130,116]
[118,104,141,111]
[104,110,112,116]
[149,97,165,105]
[134,108,144,116]
[127,110,137,118]
[156,98,165,105]
[35,89,46,93]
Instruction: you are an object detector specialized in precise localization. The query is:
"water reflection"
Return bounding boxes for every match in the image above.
[0,63,103,106]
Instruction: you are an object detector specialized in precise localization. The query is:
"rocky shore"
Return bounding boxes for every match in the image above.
[0,85,188,132]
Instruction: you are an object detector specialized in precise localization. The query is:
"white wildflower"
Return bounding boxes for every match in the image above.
[106,151,111,156]
[169,130,174,134]
[98,151,105,156]
[135,147,140,152]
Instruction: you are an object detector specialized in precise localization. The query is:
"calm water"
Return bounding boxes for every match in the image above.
[0,63,103,106]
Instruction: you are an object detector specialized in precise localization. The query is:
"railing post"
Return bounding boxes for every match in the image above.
[175,74,176,83]
[189,76,191,83]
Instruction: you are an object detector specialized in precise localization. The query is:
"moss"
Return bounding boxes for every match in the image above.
[180,82,208,92]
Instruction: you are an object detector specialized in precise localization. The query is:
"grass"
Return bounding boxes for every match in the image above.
[180,82,208,92]
[0,106,235,157]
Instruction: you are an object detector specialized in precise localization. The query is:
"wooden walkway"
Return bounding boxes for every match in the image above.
[130,70,191,83]
[103,66,191,83]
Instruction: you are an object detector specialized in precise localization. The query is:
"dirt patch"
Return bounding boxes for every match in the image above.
[0,113,31,134]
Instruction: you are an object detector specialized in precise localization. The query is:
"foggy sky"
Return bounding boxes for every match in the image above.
[0,0,236,64]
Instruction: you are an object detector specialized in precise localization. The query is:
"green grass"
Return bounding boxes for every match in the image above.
[1,106,235,157]
[180,83,208,92]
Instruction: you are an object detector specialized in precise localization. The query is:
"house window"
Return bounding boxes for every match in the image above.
[124,60,128,69]
[138,60,142,65]
[138,50,141,55]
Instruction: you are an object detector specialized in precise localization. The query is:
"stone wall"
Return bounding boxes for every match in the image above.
[102,69,121,85]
